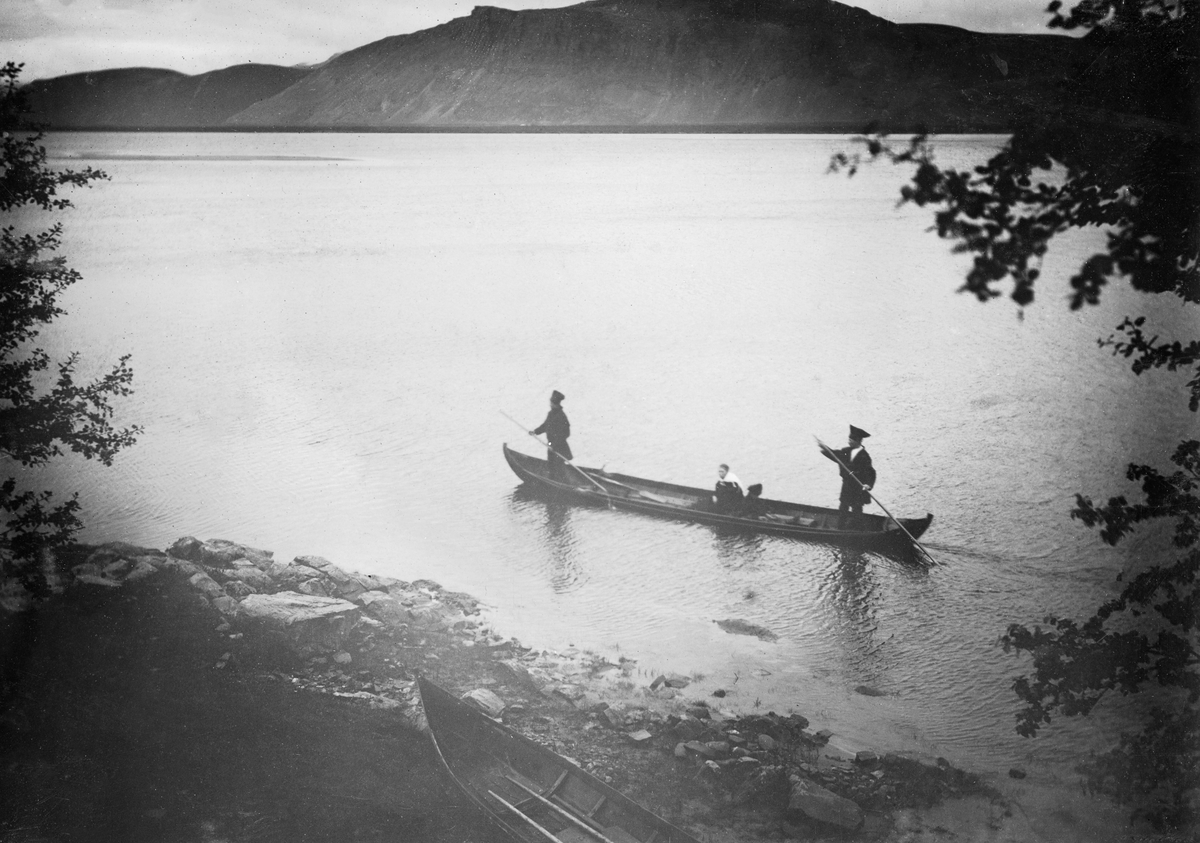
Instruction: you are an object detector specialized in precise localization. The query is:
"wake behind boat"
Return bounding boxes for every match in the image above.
[503,444,933,553]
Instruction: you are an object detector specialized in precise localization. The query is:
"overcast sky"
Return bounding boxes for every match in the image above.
[6,0,1060,82]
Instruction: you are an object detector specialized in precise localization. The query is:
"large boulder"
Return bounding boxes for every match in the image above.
[211,595,239,616]
[85,542,163,568]
[160,557,206,578]
[223,579,257,600]
[223,562,273,591]
[787,776,864,831]
[357,591,409,626]
[188,572,227,600]
[461,688,506,718]
[169,536,273,569]
[123,560,160,583]
[168,536,213,563]
[297,579,331,598]
[237,592,360,655]
[406,597,453,627]
[670,717,708,742]
[357,573,398,592]
[293,556,373,601]
[293,554,332,568]
[732,765,789,806]
[200,539,272,568]
[266,561,324,589]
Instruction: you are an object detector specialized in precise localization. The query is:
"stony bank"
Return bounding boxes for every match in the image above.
[0,536,1079,842]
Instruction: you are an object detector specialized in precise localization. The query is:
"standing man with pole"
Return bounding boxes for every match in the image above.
[819,425,876,529]
[531,390,571,481]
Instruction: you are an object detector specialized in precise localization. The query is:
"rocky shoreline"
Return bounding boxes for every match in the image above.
[4,536,1015,841]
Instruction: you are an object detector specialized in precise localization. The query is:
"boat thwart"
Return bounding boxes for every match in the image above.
[419,676,702,843]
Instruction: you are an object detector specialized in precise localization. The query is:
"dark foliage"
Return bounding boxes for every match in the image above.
[830,2,1199,403]
[833,0,1198,832]
[1,62,140,597]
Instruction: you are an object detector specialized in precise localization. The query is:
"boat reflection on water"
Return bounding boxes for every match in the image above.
[708,527,766,569]
[508,486,587,594]
[819,546,936,689]
[823,548,884,668]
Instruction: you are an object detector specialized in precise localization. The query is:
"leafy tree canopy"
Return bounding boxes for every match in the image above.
[1,61,140,595]
[832,0,1198,403]
[834,0,1197,832]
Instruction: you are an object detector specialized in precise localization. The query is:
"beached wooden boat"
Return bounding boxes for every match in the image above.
[419,677,702,843]
[503,443,933,553]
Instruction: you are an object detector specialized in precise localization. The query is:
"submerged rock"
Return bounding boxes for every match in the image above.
[714,618,777,641]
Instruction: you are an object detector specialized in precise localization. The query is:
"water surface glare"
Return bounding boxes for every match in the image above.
[32,132,1191,783]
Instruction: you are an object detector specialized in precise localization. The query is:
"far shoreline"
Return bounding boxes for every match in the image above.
[39,124,1015,134]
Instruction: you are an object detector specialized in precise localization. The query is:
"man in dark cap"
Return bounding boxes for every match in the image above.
[819,425,876,528]
[532,390,572,482]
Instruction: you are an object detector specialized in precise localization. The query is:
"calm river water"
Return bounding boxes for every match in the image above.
[29,132,1191,793]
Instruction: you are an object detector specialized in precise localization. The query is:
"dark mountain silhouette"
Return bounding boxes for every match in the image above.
[26,0,1098,131]
[25,64,311,129]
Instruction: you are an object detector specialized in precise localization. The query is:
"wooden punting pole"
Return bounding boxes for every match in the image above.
[814,436,938,565]
[500,410,612,499]
[489,790,563,842]
[505,775,621,843]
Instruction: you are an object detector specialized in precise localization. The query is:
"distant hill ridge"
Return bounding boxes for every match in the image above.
[25,0,1100,131]
[27,64,313,129]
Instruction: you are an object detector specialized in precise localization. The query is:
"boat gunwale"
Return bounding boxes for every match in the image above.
[502,443,932,547]
[418,676,702,843]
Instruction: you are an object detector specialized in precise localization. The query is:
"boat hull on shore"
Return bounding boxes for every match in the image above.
[419,676,702,843]
[503,443,932,553]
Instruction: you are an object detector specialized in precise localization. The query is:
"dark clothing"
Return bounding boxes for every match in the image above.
[546,450,569,481]
[823,446,875,508]
[713,481,743,512]
[534,405,571,480]
[533,406,571,458]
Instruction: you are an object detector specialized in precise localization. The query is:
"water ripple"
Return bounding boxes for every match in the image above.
[42,131,1191,784]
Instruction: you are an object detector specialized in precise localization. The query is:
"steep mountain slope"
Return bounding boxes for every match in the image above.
[227,0,1090,130]
[22,0,1094,131]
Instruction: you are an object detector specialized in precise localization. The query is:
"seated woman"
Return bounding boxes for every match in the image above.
[713,464,745,513]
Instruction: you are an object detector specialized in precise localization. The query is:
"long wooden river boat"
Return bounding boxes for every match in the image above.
[503,443,933,553]
[419,676,702,843]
